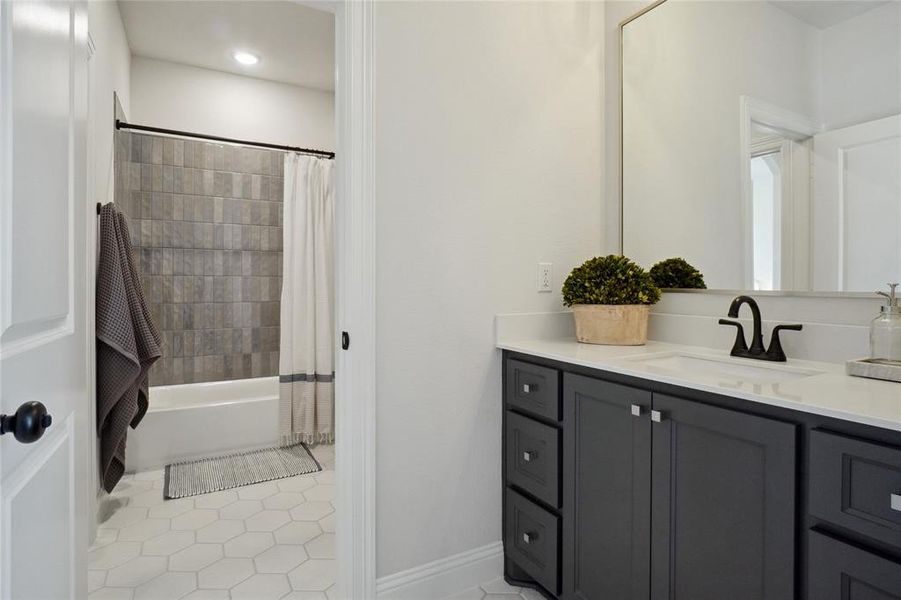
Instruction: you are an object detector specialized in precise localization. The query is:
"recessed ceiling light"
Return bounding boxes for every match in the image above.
[233,51,259,66]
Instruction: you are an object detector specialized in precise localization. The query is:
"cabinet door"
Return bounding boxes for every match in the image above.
[651,394,797,600]
[563,374,652,600]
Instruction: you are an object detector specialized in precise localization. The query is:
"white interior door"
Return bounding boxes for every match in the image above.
[812,114,901,291]
[0,0,89,598]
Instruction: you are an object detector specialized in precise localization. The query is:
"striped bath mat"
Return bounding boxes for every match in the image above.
[163,443,321,499]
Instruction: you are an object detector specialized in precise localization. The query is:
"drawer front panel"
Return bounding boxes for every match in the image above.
[505,488,560,595]
[505,411,560,507]
[809,430,901,548]
[808,530,901,599]
[505,359,560,421]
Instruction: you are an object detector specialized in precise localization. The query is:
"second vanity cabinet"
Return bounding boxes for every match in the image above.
[502,353,901,600]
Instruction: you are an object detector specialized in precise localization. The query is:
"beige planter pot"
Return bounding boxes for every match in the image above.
[571,304,650,345]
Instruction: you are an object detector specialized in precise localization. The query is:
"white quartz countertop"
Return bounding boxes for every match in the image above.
[498,338,901,432]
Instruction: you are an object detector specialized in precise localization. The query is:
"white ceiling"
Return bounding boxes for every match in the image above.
[768,1,890,28]
[118,1,335,91]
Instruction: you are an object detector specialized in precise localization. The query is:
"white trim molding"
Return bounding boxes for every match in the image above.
[334,0,377,598]
[376,542,504,600]
[739,96,821,141]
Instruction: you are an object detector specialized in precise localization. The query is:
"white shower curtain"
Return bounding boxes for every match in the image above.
[279,153,335,445]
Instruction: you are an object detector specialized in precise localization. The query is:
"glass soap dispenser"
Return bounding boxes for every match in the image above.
[871,283,901,365]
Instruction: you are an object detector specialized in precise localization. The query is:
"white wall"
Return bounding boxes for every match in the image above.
[89,0,131,205]
[374,0,604,579]
[130,56,335,151]
[819,2,901,130]
[621,0,820,289]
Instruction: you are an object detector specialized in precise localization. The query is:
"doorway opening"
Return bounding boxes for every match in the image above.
[89,2,339,597]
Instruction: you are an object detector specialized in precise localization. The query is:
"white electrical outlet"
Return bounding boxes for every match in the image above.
[538,263,553,292]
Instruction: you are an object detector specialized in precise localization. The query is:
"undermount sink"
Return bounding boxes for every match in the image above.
[623,352,822,386]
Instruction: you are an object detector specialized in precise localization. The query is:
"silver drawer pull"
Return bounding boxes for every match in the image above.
[522,531,537,544]
[631,404,643,417]
[522,383,536,394]
[651,410,664,423]
[892,493,901,512]
[522,451,536,462]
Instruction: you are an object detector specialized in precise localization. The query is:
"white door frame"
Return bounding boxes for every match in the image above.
[748,134,812,291]
[285,1,378,596]
[332,1,377,598]
[738,95,820,290]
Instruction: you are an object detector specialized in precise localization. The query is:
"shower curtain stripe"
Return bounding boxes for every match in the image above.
[279,372,335,383]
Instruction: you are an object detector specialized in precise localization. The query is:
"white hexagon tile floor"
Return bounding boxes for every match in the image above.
[89,444,337,600]
[91,443,541,600]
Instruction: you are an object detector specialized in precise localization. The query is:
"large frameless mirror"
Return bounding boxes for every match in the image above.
[621,0,901,293]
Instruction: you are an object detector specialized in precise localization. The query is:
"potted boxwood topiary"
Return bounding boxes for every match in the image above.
[649,257,707,289]
[562,255,661,345]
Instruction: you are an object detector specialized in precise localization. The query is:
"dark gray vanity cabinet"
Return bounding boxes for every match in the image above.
[503,352,901,600]
[649,393,796,600]
[505,357,799,600]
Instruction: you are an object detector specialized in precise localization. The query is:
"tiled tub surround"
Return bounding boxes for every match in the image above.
[114,131,285,385]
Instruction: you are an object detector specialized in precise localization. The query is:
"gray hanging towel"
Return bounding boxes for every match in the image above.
[96,203,161,492]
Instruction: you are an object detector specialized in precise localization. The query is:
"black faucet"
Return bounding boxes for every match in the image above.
[718,295,803,362]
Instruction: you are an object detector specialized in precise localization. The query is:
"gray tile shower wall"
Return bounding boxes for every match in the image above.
[114,131,284,385]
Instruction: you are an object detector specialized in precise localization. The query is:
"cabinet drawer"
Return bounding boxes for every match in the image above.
[506,359,560,422]
[505,488,559,595]
[809,430,901,549]
[506,411,560,507]
[808,530,901,599]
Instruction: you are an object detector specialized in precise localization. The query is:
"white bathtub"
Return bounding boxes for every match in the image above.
[125,376,280,472]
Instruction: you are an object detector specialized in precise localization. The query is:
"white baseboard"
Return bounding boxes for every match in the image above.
[376,541,504,599]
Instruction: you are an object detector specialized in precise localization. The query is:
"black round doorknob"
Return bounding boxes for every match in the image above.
[0,401,52,444]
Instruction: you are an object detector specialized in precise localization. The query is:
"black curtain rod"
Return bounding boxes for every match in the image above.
[115,120,335,159]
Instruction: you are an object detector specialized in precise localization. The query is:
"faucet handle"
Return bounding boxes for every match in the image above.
[718,319,748,356]
[766,324,803,362]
